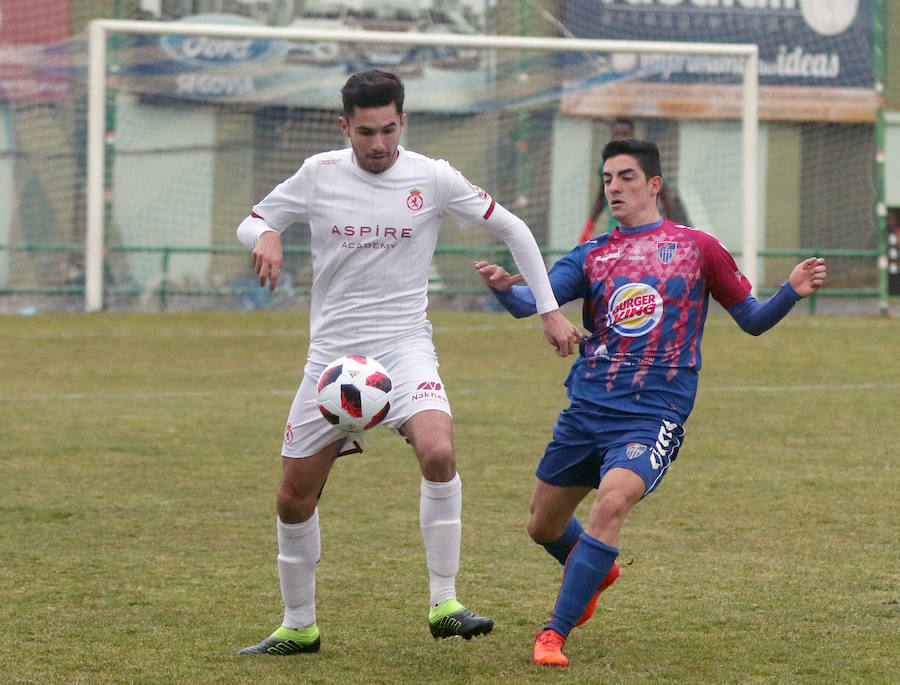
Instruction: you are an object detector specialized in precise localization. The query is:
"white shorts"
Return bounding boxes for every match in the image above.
[281,337,451,459]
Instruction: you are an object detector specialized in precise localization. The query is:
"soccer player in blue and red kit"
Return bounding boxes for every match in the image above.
[474,137,827,667]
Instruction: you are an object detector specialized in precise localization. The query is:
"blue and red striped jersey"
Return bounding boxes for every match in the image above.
[525,219,752,422]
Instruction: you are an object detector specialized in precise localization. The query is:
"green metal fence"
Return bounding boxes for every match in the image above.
[1,242,889,314]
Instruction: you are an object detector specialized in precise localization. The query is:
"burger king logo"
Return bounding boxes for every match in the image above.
[606,282,663,337]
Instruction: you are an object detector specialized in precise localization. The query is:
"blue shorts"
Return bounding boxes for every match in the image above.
[536,400,685,496]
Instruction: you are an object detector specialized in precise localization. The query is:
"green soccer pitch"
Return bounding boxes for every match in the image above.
[1,309,897,684]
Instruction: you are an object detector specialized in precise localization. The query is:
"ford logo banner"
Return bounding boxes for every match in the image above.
[159,14,281,67]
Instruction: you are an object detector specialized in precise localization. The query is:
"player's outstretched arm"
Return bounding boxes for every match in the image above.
[788,257,827,297]
[474,261,582,357]
[726,257,827,336]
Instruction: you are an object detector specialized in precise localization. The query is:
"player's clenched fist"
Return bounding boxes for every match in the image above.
[789,257,827,297]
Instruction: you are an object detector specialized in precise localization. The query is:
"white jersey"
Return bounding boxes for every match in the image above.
[239,146,558,363]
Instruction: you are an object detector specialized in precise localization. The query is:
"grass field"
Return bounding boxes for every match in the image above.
[2,308,898,684]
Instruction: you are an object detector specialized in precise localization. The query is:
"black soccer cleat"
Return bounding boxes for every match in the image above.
[238,625,321,655]
[428,605,494,640]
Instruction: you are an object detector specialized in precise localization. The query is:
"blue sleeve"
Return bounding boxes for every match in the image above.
[490,284,538,318]
[488,246,589,319]
[726,281,803,336]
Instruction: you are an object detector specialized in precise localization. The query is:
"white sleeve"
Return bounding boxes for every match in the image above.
[237,158,313,247]
[249,161,312,232]
[481,202,560,314]
[236,214,278,248]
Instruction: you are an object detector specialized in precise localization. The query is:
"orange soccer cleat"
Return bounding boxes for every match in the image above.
[533,628,568,666]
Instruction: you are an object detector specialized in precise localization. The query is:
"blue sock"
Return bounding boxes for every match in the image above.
[541,516,583,565]
[545,532,619,638]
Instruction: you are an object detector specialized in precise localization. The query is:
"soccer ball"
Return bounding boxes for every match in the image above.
[316,355,393,433]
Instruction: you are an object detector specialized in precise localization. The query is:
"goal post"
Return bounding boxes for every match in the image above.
[85,18,758,312]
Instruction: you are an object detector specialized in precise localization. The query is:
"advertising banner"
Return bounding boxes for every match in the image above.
[560,0,878,122]
[115,3,494,112]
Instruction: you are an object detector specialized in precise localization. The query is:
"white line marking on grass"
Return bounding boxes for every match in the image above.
[1,389,296,403]
[3,383,898,403]
[5,320,530,341]
[703,382,900,393]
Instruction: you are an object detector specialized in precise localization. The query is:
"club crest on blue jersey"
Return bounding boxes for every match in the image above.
[657,241,677,264]
[606,282,663,337]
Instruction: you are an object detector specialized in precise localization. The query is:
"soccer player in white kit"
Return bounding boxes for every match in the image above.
[236,69,582,655]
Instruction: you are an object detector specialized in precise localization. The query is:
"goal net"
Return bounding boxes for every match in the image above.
[0,2,884,314]
[82,17,757,312]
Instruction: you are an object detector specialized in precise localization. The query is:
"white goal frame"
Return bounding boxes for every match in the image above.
[86,18,758,312]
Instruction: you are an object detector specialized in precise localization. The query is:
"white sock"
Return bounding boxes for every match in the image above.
[276,510,320,630]
[420,473,462,607]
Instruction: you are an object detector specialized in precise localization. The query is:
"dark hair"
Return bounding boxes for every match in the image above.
[601,138,662,180]
[341,69,405,118]
[611,117,635,131]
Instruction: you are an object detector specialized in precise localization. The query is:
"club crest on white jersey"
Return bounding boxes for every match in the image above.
[406,188,424,211]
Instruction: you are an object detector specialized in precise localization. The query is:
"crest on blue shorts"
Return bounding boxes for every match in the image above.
[626,443,647,460]
[657,242,677,264]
